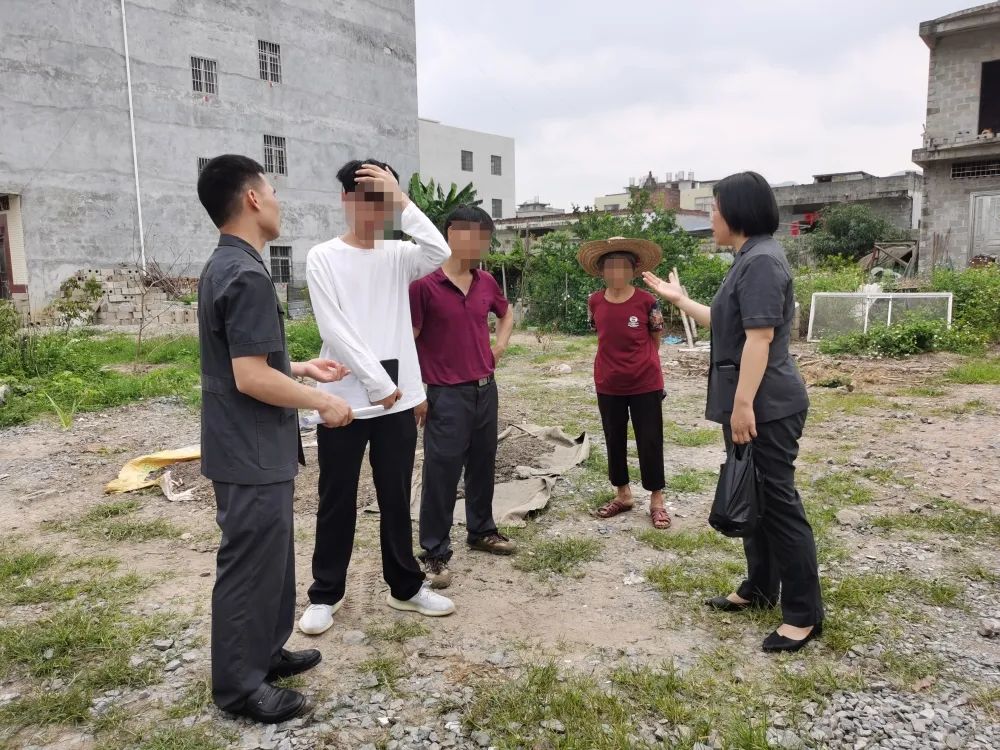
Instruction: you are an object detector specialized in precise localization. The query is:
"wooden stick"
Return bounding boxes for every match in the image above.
[673,267,695,348]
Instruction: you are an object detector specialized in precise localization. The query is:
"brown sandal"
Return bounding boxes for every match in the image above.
[650,506,672,529]
[596,498,633,519]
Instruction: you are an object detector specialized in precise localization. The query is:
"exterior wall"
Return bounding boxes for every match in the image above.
[680,185,714,211]
[772,173,923,236]
[0,0,419,315]
[594,192,628,211]
[924,25,1000,142]
[921,162,1000,265]
[915,18,1000,266]
[417,119,515,219]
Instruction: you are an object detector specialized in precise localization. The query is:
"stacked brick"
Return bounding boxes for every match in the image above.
[67,267,199,326]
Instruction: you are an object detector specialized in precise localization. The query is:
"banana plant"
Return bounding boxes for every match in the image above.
[408,173,481,230]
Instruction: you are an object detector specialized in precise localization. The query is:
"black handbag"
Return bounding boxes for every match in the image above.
[709,442,762,538]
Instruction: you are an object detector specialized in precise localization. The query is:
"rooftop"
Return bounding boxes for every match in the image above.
[919,2,1000,46]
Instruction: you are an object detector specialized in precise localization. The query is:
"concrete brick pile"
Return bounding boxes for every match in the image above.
[68,267,198,326]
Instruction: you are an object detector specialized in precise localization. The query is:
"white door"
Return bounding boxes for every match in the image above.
[970,192,1000,260]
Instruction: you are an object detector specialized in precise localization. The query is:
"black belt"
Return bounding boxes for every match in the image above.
[435,374,495,388]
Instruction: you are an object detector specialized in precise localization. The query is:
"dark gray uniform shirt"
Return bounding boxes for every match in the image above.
[706,235,809,425]
[198,234,303,485]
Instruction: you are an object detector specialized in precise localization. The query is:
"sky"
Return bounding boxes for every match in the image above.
[414,0,972,210]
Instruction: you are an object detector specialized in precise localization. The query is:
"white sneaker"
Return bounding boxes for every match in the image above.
[298,599,343,635]
[386,583,455,617]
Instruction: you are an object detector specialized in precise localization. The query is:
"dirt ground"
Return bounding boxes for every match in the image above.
[1,331,998,749]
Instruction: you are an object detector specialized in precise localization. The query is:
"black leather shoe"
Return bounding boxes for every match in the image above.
[762,622,823,653]
[267,648,322,681]
[228,684,309,724]
[705,595,774,612]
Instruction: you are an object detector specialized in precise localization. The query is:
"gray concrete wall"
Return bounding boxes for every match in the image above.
[925,25,1000,142]
[920,163,1000,267]
[772,173,923,236]
[0,0,418,314]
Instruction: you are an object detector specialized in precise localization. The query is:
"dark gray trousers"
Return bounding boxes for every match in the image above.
[420,381,500,562]
[211,480,296,711]
[723,410,824,627]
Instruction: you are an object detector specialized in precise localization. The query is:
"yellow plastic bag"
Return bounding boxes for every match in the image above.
[104,445,201,494]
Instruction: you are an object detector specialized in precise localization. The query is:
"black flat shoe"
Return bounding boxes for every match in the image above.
[267,648,322,681]
[762,622,823,653]
[705,595,774,612]
[228,684,309,724]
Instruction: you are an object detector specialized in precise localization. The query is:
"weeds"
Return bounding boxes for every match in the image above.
[871,501,1000,541]
[367,620,431,643]
[514,537,601,577]
[666,468,717,494]
[664,421,718,448]
[45,500,183,543]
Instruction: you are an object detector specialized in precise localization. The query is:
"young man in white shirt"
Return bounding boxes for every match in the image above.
[299,160,455,636]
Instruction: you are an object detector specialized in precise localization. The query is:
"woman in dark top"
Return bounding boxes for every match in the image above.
[578,238,670,530]
[643,173,824,652]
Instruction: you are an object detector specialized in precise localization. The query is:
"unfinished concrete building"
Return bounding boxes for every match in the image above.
[912,2,1000,267]
[0,0,419,318]
[772,171,924,237]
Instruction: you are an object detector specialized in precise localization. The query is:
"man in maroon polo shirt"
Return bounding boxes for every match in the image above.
[410,205,516,589]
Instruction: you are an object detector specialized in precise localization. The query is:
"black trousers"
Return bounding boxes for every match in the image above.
[211,479,295,712]
[723,410,824,627]
[596,390,666,492]
[420,381,500,562]
[308,409,424,605]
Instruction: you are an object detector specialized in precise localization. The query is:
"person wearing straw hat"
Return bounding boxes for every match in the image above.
[579,237,671,530]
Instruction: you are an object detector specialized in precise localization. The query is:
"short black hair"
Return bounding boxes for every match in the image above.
[598,251,638,270]
[197,154,265,228]
[713,171,779,237]
[444,204,495,234]
[336,158,400,193]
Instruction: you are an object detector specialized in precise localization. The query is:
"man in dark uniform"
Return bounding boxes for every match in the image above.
[196,154,353,723]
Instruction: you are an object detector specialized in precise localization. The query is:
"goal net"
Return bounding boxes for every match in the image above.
[807,292,953,342]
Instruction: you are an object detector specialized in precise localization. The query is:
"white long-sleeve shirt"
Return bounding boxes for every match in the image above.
[305,203,451,418]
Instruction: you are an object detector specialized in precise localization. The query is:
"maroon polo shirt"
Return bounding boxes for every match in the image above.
[410,268,509,386]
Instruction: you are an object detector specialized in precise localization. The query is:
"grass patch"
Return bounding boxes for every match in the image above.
[4,572,146,606]
[810,472,874,506]
[969,687,1000,721]
[46,500,183,543]
[879,651,946,689]
[467,663,635,749]
[946,358,1000,385]
[358,655,405,691]
[636,528,738,555]
[585,488,617,512]
[959,563,1000,584]
[367,620,430,643]
[646,559,745,597]
[163,679,212,720]
[664,421,718,448]
[904,385,947,397]
[514,537,601,577]
[666,468,717,494]
[114,725,230,750]
[871,500,1000,541]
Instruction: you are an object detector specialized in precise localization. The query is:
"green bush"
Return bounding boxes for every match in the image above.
[807,204,909,261]
[0,300,19,341]
[819,319,985,358]
[793,263,866,313]
[929,266,1000,343]
[286,318,323,362]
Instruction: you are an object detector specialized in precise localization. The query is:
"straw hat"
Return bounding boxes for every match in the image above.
[577,236,663,277]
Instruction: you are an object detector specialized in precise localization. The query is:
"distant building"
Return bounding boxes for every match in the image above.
[912,2,1000,267]
[0,0,419,317]
[771,172,924,237]
[515,199,565,218]
[594,171,717,214]
[417,118,515,220]
[493,206,712,255]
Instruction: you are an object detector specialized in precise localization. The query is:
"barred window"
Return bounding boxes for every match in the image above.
[491,155,502,176]
[258,40,282,83]
[461,150,473,172]
[951,160,1000,179]
[0,196,9,212]
[270,246,291,283]
[264,135,287,175]
[191,56,218,94]
[492,199,503,219]
[197,157,210,175]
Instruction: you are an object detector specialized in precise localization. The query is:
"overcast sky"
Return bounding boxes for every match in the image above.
[414,0,969,210]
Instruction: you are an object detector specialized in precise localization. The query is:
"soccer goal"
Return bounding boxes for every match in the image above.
[807,292,953,342]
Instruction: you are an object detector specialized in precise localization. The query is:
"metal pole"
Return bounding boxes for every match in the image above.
[120,0,146,270]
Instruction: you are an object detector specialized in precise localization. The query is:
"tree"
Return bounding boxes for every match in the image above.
[407,174,481,230]
[808,203,909,261]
